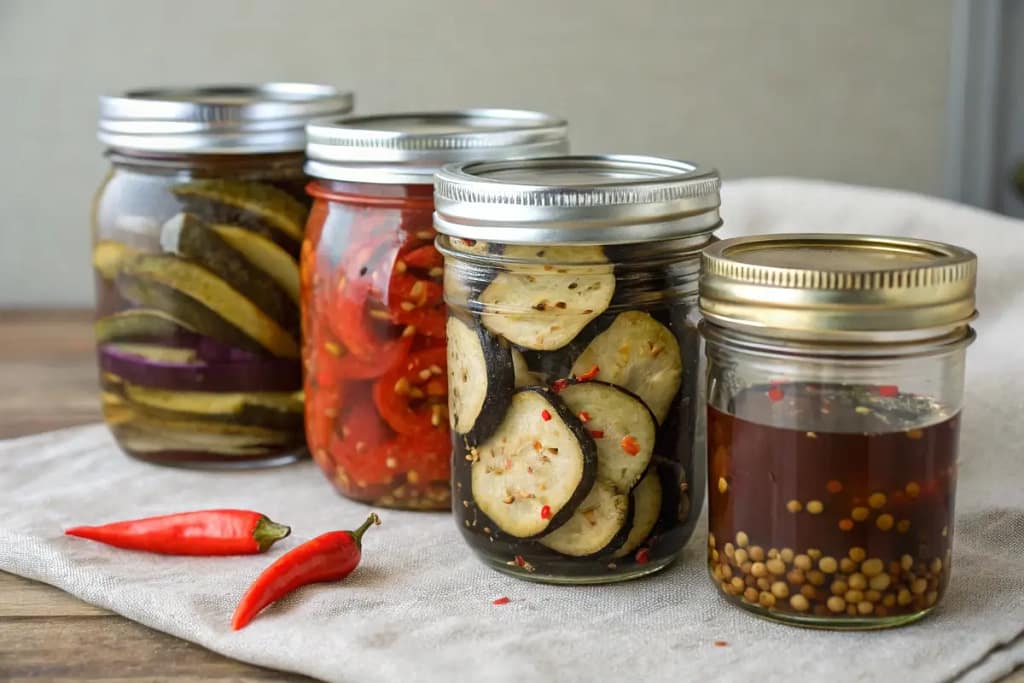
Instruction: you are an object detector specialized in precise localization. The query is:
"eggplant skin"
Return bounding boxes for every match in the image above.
[446,315,515,445]
[470,387,597,539]
[538,480,631,558]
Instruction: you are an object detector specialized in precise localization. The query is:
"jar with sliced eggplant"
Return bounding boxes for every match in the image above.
[435,155,721,582]
[92,84,353,467]
[700,234,977,628]
[301,111,569,509]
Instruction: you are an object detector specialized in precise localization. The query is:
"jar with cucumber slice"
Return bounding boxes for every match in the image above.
[435,155,721,582]
[301,111,569,508]
[92,84,353,467]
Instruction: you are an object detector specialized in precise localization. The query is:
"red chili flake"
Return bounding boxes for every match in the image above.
[492,596,510,605]
[767,386,784,402]
[540,505,552,520]
[635,548,650,564]
[504,457,513,470]
[714,640,729,647]
[879,385,899,397]
[551,379,569,393]
[532,441,542,452]
[589,430,605,439]
[576,365,600,382]
[463,239,477,246]
[540,409,552,422]
[621,435,641,456]
[513,555,527,567]
[578,411,591,423]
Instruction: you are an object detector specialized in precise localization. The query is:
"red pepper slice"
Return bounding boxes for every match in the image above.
[327,280,413,368]
[384,428,451,483]
[327,398,392,487]
[387,273,446,339]
[306,380,343,453]
[372,347,448,436]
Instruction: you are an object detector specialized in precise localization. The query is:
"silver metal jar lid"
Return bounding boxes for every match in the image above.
[98,83,354,154]
[433,155,721,244]
[700,233,978,342]
[304,109,568,185]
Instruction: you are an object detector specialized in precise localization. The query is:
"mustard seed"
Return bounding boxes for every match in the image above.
[718,477,728,493]
[882,594,896,608]
[930,558,943,574]
[800,584,817,600]
[840,558,857,574]
[790,595,810,612]
[724,542,735,558]
[905,481,921,498]
[722,564,733,580]
[845,590,864,604]
[771,581,790,599]
[756,577,772,591]
[735,531,749,548]
[807,570,826,587]
[827,596,846,613]
[868,492,887,509]
[750,546,766,562]
[901,554,914,571]
[851,506,870,522]
[818,556,838,574]
[807,548,823,560]
[806,500,824,515]
[831,579,849,596]
[786,569,805,586]
[897,519,911,533]
[876,514,895,531]
[857,601,874,615]
[793,554,812,571]
[751,562,767,578]
[708,532,716,547]
[740,562,752,575]
[849,547,867,563]
[734,548,749,565]
[766,558,786,576]
[911,578,928,595]
[731,577,745,592]
[780,548,794,564]
[869,573,891,591]
[861,558,884,577]
[849,573,867,590]
[744,586,759,603]
[926,591,938,606]
[759,591,776,608]
[865,590,882,603]
[786,499,803,513]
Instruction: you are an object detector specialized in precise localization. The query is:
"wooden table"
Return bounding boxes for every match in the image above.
[0,310,309,682]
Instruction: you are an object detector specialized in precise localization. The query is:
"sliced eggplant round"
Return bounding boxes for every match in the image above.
[479,246,615,351]
[538,480,629,557]
[557,381,656,492]
[446,316,514,443]
[470,388,596,538]
[612,470,663,558]
[570,310,682,423]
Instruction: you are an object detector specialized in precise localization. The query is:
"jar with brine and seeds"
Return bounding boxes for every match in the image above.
[699,234,977,629]
[92,84,353,468]
[301,110,568,510]
[435,155,721,583]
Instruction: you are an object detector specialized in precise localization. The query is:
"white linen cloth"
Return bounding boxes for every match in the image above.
[2,179,1023,683]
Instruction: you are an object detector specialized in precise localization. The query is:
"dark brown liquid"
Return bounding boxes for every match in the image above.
[707,383,957,622]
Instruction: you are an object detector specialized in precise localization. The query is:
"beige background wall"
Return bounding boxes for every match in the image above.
[0,0,953,307]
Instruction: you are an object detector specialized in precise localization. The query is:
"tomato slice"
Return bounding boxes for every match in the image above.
[327,396,392,487]
[372,347,448,436]
[387,274,446,338]
[399,245,443,272]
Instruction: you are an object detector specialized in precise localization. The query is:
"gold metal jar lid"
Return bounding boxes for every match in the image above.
[699,234,978,342]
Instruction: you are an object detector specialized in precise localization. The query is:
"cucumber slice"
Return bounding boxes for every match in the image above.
[211,224,300,303]
[94,309,195,344]
[121,254,300,358]
[479,246,615,351]
[471,388,597,538]
[171,179,307,243]
[447,316,514,442]
[539,480,629,557]
[570,311,682,423]
[558,381,656,492]
[92,241,138,280]
[612,470,662,558]
[161,213,298,334]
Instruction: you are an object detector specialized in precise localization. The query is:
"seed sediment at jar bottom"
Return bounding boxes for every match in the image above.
[447,242,703,581]
[94,168,309,465]
[707,383,957,625]
[302,187,450,509]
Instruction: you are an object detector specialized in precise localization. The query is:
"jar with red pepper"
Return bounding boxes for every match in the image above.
[302,111,569,509]
[700,234,977,628]
[434,155,721,582]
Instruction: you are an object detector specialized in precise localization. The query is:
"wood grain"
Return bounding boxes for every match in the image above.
[0,310,311,682]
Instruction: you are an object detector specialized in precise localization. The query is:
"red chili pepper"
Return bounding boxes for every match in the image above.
[551,378,569,393]
[540,409,552,422]
[589,429,605,439]
[578,411,591,423]
[635,548,650,564]
[879,385,899,397]
[621,435,641,456]
[231,513,381,630]
[576,365,600,382]
[65,510,290,556]
[492,596,511,605]
[540,505,552,520]
[767,386,784,402]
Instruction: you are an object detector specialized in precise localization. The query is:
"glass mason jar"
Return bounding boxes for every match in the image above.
[699,234,977,629]
[434,155,722,582]
[301,111,569,509]
[92,84,353,468]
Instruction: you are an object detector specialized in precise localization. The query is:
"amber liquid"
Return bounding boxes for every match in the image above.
[707,383,957,626]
